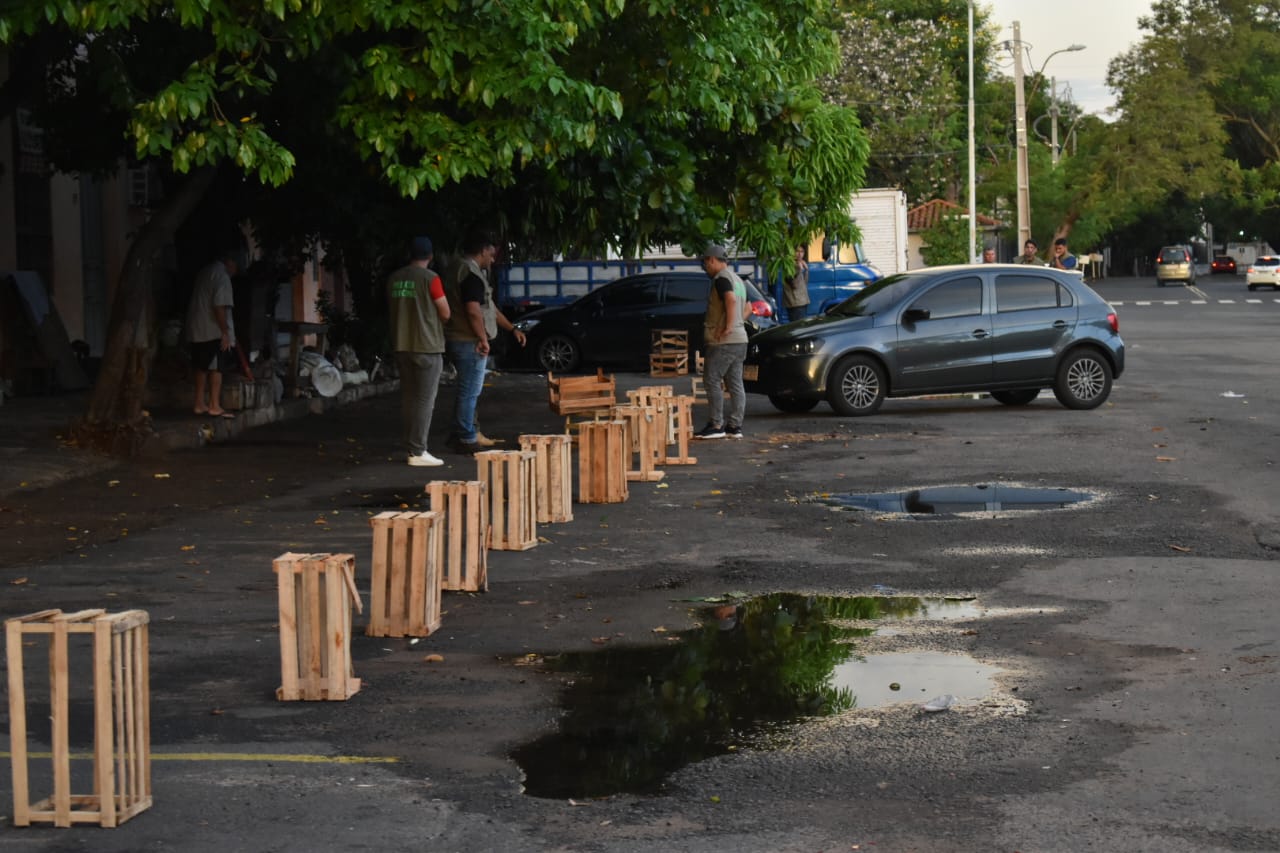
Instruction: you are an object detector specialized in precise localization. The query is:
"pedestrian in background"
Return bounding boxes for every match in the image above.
[186,247,244,419]
[1016,239,1043,265]
[444,229,526,454]
[388,236,451,467]
[694,244,748,440]
[1051,237,1078,270]
[982,247,997,263]
[782,244,810,321]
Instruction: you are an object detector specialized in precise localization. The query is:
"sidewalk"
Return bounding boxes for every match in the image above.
[0,378,399,498]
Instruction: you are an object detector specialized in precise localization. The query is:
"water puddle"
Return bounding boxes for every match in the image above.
[511,592,1000,799]
[812,483,1096,517]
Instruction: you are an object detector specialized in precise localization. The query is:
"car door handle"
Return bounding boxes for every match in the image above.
[1052,320,1067,329]
[972,329,988,339]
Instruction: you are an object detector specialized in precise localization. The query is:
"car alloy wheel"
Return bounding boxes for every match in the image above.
[1053,348,1112,410]
[537,334,581,372]
[827,354,886,416]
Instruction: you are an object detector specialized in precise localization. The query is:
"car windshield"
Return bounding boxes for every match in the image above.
[827,273,921,317]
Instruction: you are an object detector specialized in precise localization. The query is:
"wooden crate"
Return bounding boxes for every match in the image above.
[664,395,698,465]
[6,608,152,828]
[611,404,666,483]
[475,450,538,551]
[425,480,490,591]
[628,386,676,445]
[273,553,362,701]
[367,511,443,638]
[518,434,575,524]
[577,420,630,503]
[651,329,689,352]
[649,351,689,377]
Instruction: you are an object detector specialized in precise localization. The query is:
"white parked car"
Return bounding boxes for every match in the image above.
[1245,256,1280,291]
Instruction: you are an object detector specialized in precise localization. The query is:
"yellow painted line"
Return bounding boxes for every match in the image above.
[1,751,397,764]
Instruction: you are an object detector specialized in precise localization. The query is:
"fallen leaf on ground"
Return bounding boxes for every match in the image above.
[10,577,28,585]
[153,473,170,479]
[180,545,196,551]
[422,654,445,663]
[1170,544,1192,552]
[591,637,610,644]
[1156,456,1176,462]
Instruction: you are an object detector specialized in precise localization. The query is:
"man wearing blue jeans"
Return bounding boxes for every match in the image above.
[444,230,525,454]
[695,243,749,440]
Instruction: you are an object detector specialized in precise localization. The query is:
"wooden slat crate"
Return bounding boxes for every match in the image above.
[367,511,443,638]
[273,553,362,701]
[664,395,698,465]
[6,608,152,828]
[518,434,575,524]
[577,419,630,503]
[651,329,689,351]
[611,404,666,483]
[425,480,490,591]
[628,385,677,446]
[475,450,538,551]
[649,351,689,377]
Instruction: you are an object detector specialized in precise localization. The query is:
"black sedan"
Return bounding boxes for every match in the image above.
[744,264,1125,416]
[511,272,778,372]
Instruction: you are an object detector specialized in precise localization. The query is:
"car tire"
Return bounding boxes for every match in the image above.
[826,355,886,416]
[1156,279,1165,287]
[768,394,820,414]
[1248,284,1256,291]
[1053,348,1112,410]
[990,389,1041,406]
[536,334,581,373]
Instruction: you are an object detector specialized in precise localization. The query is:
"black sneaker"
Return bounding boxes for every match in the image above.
[693,422,726,440]
[725,425,743,439]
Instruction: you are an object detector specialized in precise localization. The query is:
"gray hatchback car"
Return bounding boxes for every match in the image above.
[744,264,1125,416]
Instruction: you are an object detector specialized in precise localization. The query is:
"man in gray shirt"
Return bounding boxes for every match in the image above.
[186,248,243,417]
[695,244,749,440]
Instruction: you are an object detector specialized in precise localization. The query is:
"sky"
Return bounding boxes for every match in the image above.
[983,0,1155,116]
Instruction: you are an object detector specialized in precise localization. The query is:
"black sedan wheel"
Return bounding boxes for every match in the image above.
[536,334,581,373]
[827,355,886,416]
[990,389,1041,406]
[1053,349,1112,410]
[768,394,820,414]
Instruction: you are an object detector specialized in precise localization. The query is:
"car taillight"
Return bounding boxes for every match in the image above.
[751,299,772,318]
[1108,312,1119,333]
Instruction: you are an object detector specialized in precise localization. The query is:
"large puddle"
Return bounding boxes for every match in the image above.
[813,483,1096,517]
[512,592,1000,799]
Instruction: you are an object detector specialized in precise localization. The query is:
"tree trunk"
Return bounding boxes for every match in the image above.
[72,166,217,456]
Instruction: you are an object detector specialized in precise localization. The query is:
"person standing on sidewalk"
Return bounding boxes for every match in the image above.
[443,229,525,454]
[782,244,810,321]
[186,247,243,418]
[695,244,748,440]
[388,236,451,467]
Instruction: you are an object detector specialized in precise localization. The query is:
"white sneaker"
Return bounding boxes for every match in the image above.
[407,451,444,467]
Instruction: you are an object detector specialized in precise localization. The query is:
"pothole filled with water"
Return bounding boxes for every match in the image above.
[511,592,1002,799]
[812,483,1097,517]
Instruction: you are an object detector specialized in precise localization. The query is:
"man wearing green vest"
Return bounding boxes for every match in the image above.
[696,243,749,440]
[387,236,451,467]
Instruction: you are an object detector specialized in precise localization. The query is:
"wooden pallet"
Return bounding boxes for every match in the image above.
[577,420,630,503]
[273,553,362,701]
[367,511,443,638]
[475,450,538,551]
[424,480,490,591]
[663,395,698,465]
[518,434,575,524]
[6,608,152,828]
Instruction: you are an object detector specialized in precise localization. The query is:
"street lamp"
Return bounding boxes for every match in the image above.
[1004,23,1084,248]
[967,0,976,262]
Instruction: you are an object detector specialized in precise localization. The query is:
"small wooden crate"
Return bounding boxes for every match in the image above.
[6,608,152,828]
[475,450,538,551]
[651,329,689,351]
[425,480,490,591]
[273,553,362,701]
[612,404,665,483]
[518,434,575,524]
[628,385,676,445]
[664,395,698,465]
[577,420,630,503]
[650,330,689,377]
[367,511,443,638]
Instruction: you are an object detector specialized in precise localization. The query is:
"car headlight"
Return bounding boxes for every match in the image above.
[782,338,822,356]
[514,318,540,333]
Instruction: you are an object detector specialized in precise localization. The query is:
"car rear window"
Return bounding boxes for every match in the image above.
[1160,249,1186,262]
[1254,257,1280,267]
[995,275,1074,312]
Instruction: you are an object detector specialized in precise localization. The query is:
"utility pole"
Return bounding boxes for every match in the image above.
[1050,77,1061,167]
[1012,21,1031,249]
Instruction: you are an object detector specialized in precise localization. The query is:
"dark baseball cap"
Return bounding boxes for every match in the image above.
[411,236,434,259]
[701,244,728,261]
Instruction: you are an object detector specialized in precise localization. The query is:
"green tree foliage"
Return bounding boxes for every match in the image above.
[1,0,870,446]
[918,214,970,265]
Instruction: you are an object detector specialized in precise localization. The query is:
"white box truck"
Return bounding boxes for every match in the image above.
[847,188,909,275]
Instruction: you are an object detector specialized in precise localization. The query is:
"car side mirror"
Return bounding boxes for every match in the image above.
[902,307,930,323]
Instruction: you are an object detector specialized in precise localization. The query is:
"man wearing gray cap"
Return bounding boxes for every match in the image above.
[696,244,749,439]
